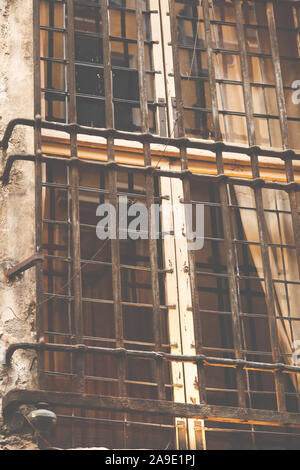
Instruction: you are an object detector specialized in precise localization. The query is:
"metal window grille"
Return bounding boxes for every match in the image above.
[1,0,300,450]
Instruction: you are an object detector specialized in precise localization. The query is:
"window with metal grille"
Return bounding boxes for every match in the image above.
[40,0,300,145]
[2,0,300,451]
[36,155,300,449]
[40,0,158,131]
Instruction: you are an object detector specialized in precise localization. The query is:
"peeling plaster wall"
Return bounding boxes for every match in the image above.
[0,422,38,450]
[0,0,38,443]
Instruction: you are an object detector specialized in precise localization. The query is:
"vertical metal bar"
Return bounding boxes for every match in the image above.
[191,3,207,134]
[209,1,229,140]
[285,157,300,280]
[234,0,255,147]
[265,1,298,410]
[218,171,247,408]
[135,0,165,401]
[67,0,84,394]
[169,0,207,406]
[46,165,56,390]
[136,0,149,134]
[286,4,300,412]
[101,0,126,398]
[232,188,258,449]
[101,0,114,132]
[67,0,77,124]
[208,185,235,395]
[33,0,44,389]
[250,152,286,412]
[234,0,258,411]
[168,0,185,141]
[285,5,300,281]
[249,2,273,146]
[266,1,288,150]
[202,0,246,408]
[47,2,54,120]
[244,2,287,404]
[202,0,221,142]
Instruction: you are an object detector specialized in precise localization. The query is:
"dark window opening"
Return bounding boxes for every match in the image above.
[41,0,157,132]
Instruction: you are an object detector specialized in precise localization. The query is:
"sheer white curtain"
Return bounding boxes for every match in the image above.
[235,186,300,379]
[212,0,300,377]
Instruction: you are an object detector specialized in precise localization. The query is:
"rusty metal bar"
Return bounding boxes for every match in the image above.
[265,0,299,411]
[202,0,221,142]
[0,154,35,185]
[3,389,300,427]
[283,155,300,277]
[33,0,44,390]
[202,0,246,408]
[250,149,287,411]
[169,0,207,405]
[136,0,165,401]
[234,0,272,414]
[0,118,34,151]
[234,0,256,146]
[5,254,45,279]
[283,5,300,280]
[2,152,300,193]
[234,0,259,415]
[216,175,247,408]
[266,1,289,150]
[264,11,300,402]
[66,0,84,394]
[5,341,300,374]
[2,118,300,160]
[101,0,125,398]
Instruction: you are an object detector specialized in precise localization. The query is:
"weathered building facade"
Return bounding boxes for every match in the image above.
[0,0,300,450]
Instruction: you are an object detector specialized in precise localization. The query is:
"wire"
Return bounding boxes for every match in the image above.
[35,238,110,310]
[36,191,144,312]
[4,306,32,322]
[22,413,53,449]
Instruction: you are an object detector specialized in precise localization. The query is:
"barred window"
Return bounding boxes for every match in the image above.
[3,0,299,451]
[36,154,300,449]
[40,0,300,147]
[40,0,158,131]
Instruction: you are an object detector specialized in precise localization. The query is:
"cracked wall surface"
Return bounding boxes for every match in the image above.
[0,0,39,449]
[0,420,38,450]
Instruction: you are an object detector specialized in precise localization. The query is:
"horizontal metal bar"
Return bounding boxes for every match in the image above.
[57,414,176,430]
[180,75,297,93]
[40,26,66,33]
[36,292,174,311]
[43,255,172,274]
[110,36,158,45]
[4,341,300,374]
[108,6,158,15]
[175,16,298,34]
[167,0,300,6]
[43,333,172,350]
[74,61,159,75]
[5,254,45,279]
[1,118,300,161]
[195,270,300,285]
[40,56,67,64]
[0,153,35,185]
[75,92,162,108]
[2,152,300,194]
[3,389,300,426]
[176,43,300,62]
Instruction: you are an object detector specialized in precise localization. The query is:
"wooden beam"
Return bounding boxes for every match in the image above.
[3,389,300,427]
